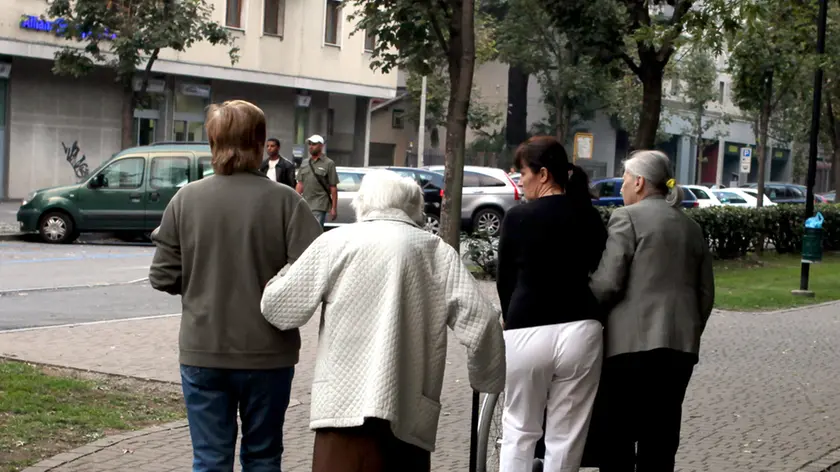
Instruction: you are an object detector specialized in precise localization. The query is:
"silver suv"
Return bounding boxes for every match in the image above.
[426,165,523,236]
[325,166,369,229]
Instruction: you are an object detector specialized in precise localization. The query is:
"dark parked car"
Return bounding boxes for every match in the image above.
[740,182,825,205]
[374,166,445,234]
[590,177,699,209]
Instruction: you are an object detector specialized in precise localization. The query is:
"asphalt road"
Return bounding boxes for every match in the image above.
[0,240,180,330]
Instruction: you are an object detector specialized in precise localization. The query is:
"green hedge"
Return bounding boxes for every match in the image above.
[595,204,840,260]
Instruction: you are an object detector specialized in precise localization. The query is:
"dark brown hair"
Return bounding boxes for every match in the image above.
[514,136,592,205]
[206,100,267,175]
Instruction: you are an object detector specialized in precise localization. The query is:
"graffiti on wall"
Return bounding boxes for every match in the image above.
[62,141,90,179]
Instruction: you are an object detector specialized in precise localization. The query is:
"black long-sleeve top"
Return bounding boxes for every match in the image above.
[496,195,608,331]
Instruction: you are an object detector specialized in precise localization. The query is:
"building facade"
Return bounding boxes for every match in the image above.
[0,0,397,199]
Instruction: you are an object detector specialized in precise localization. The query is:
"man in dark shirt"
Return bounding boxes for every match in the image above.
[260,138,296,188]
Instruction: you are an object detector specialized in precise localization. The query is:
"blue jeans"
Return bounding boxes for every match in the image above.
[311,210,326,227]
[180,365,295,472]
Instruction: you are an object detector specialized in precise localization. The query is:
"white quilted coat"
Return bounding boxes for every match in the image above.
[260,210,506,452]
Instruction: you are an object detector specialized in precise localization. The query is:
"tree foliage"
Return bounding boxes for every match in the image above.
[349,0,478,249]
[493,0,616,145]
[728,0,817,205]
[404,73,501,134]
[541,0,737,150]
[44,0,238,148]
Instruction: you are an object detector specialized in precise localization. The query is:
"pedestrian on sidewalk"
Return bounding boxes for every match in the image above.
[295,135,338,227]
[495,136,607,472]
[260,138,296,189]
[260,169,506,472]
[589,150,715,472]
[149,99,323,472]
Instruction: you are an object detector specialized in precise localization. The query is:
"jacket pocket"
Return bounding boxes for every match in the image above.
[411,395,442,449]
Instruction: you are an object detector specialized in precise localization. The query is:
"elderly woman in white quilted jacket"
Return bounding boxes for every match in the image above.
[260,169,506,472]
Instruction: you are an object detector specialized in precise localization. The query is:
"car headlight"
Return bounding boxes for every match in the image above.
[21,191,37,206]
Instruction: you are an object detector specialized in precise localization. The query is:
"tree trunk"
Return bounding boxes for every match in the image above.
[756,69,774,209]
[828,96,840,194]
[121,82,134,150]
[440,0,476,251]
[694,110,704,184]
[505,65,529,148]
[555,99,572,146]
[634,64,665,150]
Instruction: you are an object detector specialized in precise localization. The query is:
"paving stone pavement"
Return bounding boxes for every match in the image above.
[3,283,840,471]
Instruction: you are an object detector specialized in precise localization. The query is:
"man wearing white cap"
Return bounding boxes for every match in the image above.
[296,135,338,227]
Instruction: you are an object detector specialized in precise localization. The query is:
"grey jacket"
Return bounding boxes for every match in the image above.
[149,171,323,370]
[590,196,715,358]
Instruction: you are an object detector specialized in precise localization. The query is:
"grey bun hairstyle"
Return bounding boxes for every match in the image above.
[623,150,683,207]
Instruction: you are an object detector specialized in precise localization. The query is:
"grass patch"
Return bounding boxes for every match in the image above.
[714,252,840,311]
[0,360,185,472]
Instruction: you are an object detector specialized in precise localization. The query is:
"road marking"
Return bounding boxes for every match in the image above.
[0,277,150,296]
[0,313,181,333]
[1,253,151,265]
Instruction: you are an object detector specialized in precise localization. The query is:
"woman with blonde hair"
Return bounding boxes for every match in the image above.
[150,100,322,471]
[260,169,506,472]
[589,149,715,472]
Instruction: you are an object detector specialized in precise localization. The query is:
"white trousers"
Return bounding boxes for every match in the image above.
[500,320,603,472]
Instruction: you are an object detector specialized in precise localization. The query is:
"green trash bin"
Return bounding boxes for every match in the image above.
[802,227,823,263]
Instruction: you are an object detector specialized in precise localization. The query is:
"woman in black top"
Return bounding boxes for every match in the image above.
[496,136,607,472]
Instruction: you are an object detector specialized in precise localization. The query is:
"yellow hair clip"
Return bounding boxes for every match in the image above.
[666,178,676,189]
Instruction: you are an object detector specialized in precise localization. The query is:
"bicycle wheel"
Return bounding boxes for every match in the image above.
[476,391,504,472]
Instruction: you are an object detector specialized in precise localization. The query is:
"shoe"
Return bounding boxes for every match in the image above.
[532,458,544,472]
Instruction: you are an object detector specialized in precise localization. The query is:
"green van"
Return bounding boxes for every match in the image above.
[17,142,214,244]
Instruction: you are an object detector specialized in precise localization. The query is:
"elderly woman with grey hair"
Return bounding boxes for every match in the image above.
[260,169,506,472]
[588,150,715,472]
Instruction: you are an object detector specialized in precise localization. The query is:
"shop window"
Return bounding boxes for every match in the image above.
[133,118,158,146]
[226,0,243,28]
[264,0,285,36]
[324,0,341,45]
[173,84,210,142]
[327,108,335,136]
[0,79,6,127]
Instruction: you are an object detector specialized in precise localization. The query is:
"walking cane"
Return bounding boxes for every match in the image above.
[469,390,480,472]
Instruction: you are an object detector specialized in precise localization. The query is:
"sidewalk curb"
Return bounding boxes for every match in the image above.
[0,232,27,241]
[19,420,190,472]
[797,446,840,472]
[714,299,840,316]
[0,355,184,388]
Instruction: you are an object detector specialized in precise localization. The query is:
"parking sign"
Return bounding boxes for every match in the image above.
[740,148,752,173]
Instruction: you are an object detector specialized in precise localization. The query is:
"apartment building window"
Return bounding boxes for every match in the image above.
[264,0,285,36]
[718,81,725,102]
[364,29,375,52]
[226,0,243,28]
[324,0,341,45]
[392,109,405,129]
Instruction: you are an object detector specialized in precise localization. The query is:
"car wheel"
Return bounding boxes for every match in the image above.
[39,211,78,244]
[424,213,441,235]
[472,208,503,236]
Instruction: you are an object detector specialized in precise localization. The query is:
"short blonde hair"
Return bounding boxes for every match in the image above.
[206,100,266,175]
[351,169,425,225]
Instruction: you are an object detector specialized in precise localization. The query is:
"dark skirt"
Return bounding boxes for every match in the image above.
[312,418,431,472]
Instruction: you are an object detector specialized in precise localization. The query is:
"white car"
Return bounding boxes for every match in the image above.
[714,188,776,208]
[683,185,723,208]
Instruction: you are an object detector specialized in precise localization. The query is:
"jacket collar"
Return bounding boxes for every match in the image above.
[359,209,422,228]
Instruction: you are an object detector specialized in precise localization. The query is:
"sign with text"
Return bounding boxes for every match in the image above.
[19,15,116,40]
[573,132,594,161]
[740,147,752,173]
